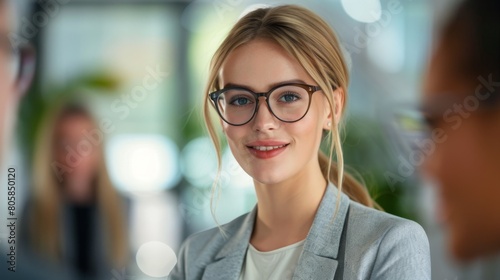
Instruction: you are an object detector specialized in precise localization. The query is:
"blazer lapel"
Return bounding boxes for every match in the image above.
[292,183,350,280]
[202,255,244,280]
[292,250,339,280]
[201,207,257,280]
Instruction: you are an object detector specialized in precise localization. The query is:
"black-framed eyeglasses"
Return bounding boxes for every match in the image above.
[391,91,500,154]
[0,33,36,95]
[209,83,322,126]
[397,91,500,133]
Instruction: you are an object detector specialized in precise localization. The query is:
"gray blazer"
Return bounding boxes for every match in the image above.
[170,184,431,279]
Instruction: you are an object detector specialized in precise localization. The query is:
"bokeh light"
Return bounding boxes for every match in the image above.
[106,134,181,192]
[341,0,382,23]
[136,241,177,277]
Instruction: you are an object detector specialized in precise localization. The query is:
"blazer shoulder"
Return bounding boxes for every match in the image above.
[345,200,431,279]
[347,200,427,239]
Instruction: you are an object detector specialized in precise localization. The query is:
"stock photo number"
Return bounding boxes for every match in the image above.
[6,167,17,272]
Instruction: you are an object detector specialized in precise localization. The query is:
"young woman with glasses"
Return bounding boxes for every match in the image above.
[170,5,430,279]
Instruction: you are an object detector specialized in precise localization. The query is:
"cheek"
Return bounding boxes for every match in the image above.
[83,145,100,164]
[223,124,242,144]
[0,85,7,127]
[436,124,484,196]
[303,103,326,140]
[223,125,247,157]
[55,149,66,163]
[483,114,500,166]
[288,111,325,154]
[0,78,14,125]
[451,123,499,190]
[0,73,8,98]
[436,122,500,230]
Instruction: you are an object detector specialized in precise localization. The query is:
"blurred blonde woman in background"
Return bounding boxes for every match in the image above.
[20,104,129,280]
[170,5,430,280]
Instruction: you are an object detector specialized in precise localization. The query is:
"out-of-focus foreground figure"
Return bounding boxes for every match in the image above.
[0,0,16,161]
[1,0,40,279]
[422,0,500,262]
[0,0,33,163]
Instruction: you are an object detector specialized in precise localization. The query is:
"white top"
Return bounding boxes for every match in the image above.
[239,240,305,280]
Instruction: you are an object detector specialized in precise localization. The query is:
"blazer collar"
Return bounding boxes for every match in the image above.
[202,183,349,280]
[202,206,257,280]
[292,183,350,279]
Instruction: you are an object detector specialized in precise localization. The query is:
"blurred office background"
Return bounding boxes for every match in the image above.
[2,0,499,279]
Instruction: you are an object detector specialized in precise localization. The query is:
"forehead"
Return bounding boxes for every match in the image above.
[220,39,314,92]
[423,36,477,101]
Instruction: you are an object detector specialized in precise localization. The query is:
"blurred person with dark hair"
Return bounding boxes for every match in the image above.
[422,0,500,262]
[19,103,130,279]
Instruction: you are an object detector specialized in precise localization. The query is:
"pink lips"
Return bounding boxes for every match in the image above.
[246,140,290,159]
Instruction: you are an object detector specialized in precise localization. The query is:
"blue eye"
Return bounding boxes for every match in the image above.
[279,92,300,103]
[230,96,253,106]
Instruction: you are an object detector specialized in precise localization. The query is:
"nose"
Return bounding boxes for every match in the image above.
[251,98,280,131]
[421,143,442,181]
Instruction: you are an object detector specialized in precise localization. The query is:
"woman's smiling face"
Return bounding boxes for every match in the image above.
[219,39,332,186]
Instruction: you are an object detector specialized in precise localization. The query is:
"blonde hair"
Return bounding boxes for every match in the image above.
[29,103,128,267]
[203,5,379,219]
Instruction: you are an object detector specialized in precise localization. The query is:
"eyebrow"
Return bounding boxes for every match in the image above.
[223,79,308,92]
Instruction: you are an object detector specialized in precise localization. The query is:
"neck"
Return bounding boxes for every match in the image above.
[251,161,327,250]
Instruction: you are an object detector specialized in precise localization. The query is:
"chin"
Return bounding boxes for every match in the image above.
[252,175,284,186]
[450,238,475,262]
[249,169,288,186]
[449,227,493,262]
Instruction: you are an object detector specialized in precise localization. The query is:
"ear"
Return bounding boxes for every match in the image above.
[323,88,344,130]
